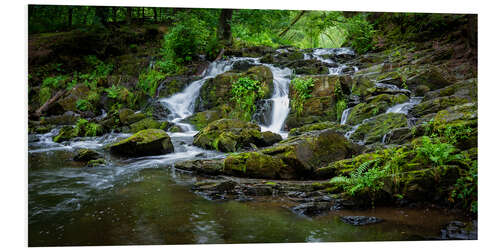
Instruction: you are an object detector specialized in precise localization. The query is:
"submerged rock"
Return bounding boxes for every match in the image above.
[440,220,477,240]
[340,216,384,226]
[193,119,282,152]
[109,129,174,156]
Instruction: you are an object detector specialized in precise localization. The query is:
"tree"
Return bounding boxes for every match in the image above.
[217,9,233,47]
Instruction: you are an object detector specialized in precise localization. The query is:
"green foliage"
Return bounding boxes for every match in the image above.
[336,99,347,122]
[39,87,51,104]
[343,14,375,54]
[42,75,68,89]
[416,136,463,166]
[75,118,102,137]
[105,85,121,99]
[76,99,91,111]
[450,161,478,213]
[138,69,166,97]
[230,77,264,121]
[290,77,315,116]
[163,12,212,64]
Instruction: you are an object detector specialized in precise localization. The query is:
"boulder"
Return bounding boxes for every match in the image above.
[410,96,469,118]
[351,113,408,144]
[196,65,273,111]
[129,117,169,133]
[53,126,77,142]
[73,148,101,162]
[223,128,361,179]
[193,119,282,152]
[119,108,146,125]
[347,94,409,125]
[289,121,350,136]
[47,84,90,115]
[406,65,456,90]
[109,129,174,156]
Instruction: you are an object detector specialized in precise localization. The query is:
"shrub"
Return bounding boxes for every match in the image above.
[39,87,51,104]
[76,99,91,112]
[343,14,375,54]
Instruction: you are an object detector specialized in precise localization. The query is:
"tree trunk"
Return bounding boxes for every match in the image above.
[279,10,307,37]
[34,90,66,118]
[67,6,73,30]
[112,7,117,23]
[153,8,157,23]
[217,9,233,47]
[95,6,108,25]
[126,7,132,24]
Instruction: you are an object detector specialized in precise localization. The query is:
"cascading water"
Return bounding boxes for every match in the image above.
[258,65,292,138]
[159,58,251,135]
[386,97,423,114]
[304,48,355,75]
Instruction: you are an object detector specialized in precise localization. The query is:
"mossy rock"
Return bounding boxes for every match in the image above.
[48,84,90,115]
[351,113,408,144]
[119,108,146,125]
[196,66,273,111]
[410,96,469,118]
[193,119,281,152]
[186,108,228,130]
[423,78,477,102]
[53,126,77,143]
[73,148,101,162]
[289,121,350,136]
[109,129,174,156]
[406,65,455,90]
[129,117,169,133]
[347,94,409,125]
[223,152,287,179]
[86,158,106,168]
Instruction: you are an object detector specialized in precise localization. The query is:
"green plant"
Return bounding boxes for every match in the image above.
[416,136,463,166]
[138,69,166,97]
[105,85,122,99]
[76,99,91,111]
[290,77,315,116]
[343,14,375,54]
[75,118,102,137]
[450,161,477,213]
[230,77,264,121]
[39,87,51,104]
[42,75,68,89]
[336,100,347,122]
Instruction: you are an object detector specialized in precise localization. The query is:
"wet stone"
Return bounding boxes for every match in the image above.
[340,216,384,226]
[291,202,333,216]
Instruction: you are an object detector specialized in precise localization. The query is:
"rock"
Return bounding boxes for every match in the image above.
[350,76,376,97]
[86,158,106,168]
[415,84,431,96]
[193,119,281,152]
[314,152,379,179]
[340,216,384,226]
[187,108,228,130]
[406,65,456,90]
[73,149,101,162]
[347,94,409,125]
[223,128,361,179]
[252,99,274,126]
[291,202,333,216]
[196,66,273,111]
[410,96,469,117]
[53,126,77,142]
[149,100,171,120]
[109,129,174,156]
[156,76,200,98]
[47,84,90,115]
[289,122,350,136]
[174,159,224,175]
[43,111,81,125]
[119,108,146,125]
[351,113,408,144]
[423,78,477,102]
[192,180,238,200]
[440,220,477,240]
[168,125,183,133]
[261,131,282,145]
[129,117,169,133]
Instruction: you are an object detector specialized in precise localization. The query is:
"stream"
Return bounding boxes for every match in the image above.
[28,48,466,246]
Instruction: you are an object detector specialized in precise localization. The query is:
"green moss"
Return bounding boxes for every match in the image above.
[352,113,408,144]
[129,118,162,133]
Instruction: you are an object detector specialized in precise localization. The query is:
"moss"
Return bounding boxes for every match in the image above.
[411,96,469,117]
[223,151,285,179]
[352,113,408,144]
[129,117,162,133]
[109,129,174,156]
[53,126,77,142]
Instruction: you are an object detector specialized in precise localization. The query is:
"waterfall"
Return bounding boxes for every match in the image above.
[386,97,423,115]
[259,65,292,138]
[340,107,352,125]
[159,58,249,134]
[303,48,355,75]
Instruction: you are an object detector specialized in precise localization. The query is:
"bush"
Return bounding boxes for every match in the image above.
[76,99,91,111]
[39,87,51,104]
[290,77,315,116]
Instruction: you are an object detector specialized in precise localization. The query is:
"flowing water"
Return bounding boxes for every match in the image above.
[29,50,464,246]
